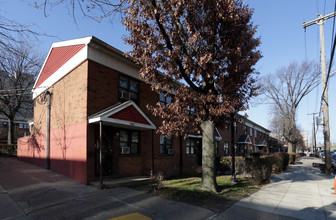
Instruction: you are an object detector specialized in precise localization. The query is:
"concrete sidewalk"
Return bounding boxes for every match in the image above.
[0,157,215,220]
[216,157,336,220]
[1,156,335,220]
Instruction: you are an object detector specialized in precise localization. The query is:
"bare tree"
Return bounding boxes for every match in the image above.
[34,0,126,22]
[263,61,320,153]
[269,106,304,152]
[0,42,42,144]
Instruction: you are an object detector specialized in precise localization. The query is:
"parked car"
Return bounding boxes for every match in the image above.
[331,154,336,168]
[318,150,325,158]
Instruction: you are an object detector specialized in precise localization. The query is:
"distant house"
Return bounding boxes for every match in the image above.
[0,114,30,144]
[18,36,270,184]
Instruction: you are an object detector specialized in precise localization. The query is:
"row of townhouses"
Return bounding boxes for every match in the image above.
[18,36,280,184]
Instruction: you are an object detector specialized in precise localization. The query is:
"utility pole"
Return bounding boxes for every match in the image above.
[303,12,335,174]
[308,112,318,155]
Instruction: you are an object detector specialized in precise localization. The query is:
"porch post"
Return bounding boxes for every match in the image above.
[152,129,155,174]
[179,134,183,175]
[99,121,103,188]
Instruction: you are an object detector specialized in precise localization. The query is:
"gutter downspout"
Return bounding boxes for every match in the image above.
[99,121,103,188]
[46,91,51,170]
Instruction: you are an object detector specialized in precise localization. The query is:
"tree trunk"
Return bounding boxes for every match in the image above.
[288,142,294,153]
[200,120,217,192]
[7,118,14,145]
[230,117,237,182]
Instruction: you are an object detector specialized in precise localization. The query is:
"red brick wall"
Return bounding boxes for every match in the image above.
[86,60,183,179]
[18,60,89,184]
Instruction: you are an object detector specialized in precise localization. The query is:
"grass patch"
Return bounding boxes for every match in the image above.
[153,175,262,210]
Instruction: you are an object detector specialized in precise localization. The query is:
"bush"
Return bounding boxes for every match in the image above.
[250,156,273,184]
[0,144,17,156]
[289,153,296,164]
[149,171,164,192]
[272,152,289,173]
[218,156,247,175]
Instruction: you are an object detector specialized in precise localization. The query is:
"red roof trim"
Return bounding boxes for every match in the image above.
[34,44,85,89]
[108,105,151,125]
[246,136,251,144]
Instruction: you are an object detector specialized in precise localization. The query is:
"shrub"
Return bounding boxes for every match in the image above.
[0,144,17,156]
[218,156,247,174]
[250,156,273,184]
[272,152,289,173]
[251,152,261,158]
[149,171,164,192]
[289,153,296,164]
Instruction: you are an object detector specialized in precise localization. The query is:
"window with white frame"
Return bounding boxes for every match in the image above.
[250,127,253,136]
[254,129,257,137]
[233,122,237,133]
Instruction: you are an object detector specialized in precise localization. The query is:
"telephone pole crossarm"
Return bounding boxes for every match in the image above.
[303,12,336,28]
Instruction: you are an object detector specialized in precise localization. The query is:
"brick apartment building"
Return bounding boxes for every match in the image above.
[18,36,270,184]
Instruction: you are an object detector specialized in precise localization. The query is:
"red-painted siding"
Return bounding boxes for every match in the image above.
[109,105,151,125]
[34,44,85,89]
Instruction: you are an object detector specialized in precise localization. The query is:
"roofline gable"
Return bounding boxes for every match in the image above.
[88,101,156,130]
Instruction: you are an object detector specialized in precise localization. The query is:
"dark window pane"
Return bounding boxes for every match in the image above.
[119,76,128,88]
[160,93,165,102]
[166,96,171,104]
[160,145,165,154]
[131,143,138,154]
[131,132,138,143]
[166,136,172,144]
[129,80,138,92]
[129,92,138,101]
[160,135,165,144]
[120,131,128,142]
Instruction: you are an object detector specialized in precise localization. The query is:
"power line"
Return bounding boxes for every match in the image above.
[319,5,336,116]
